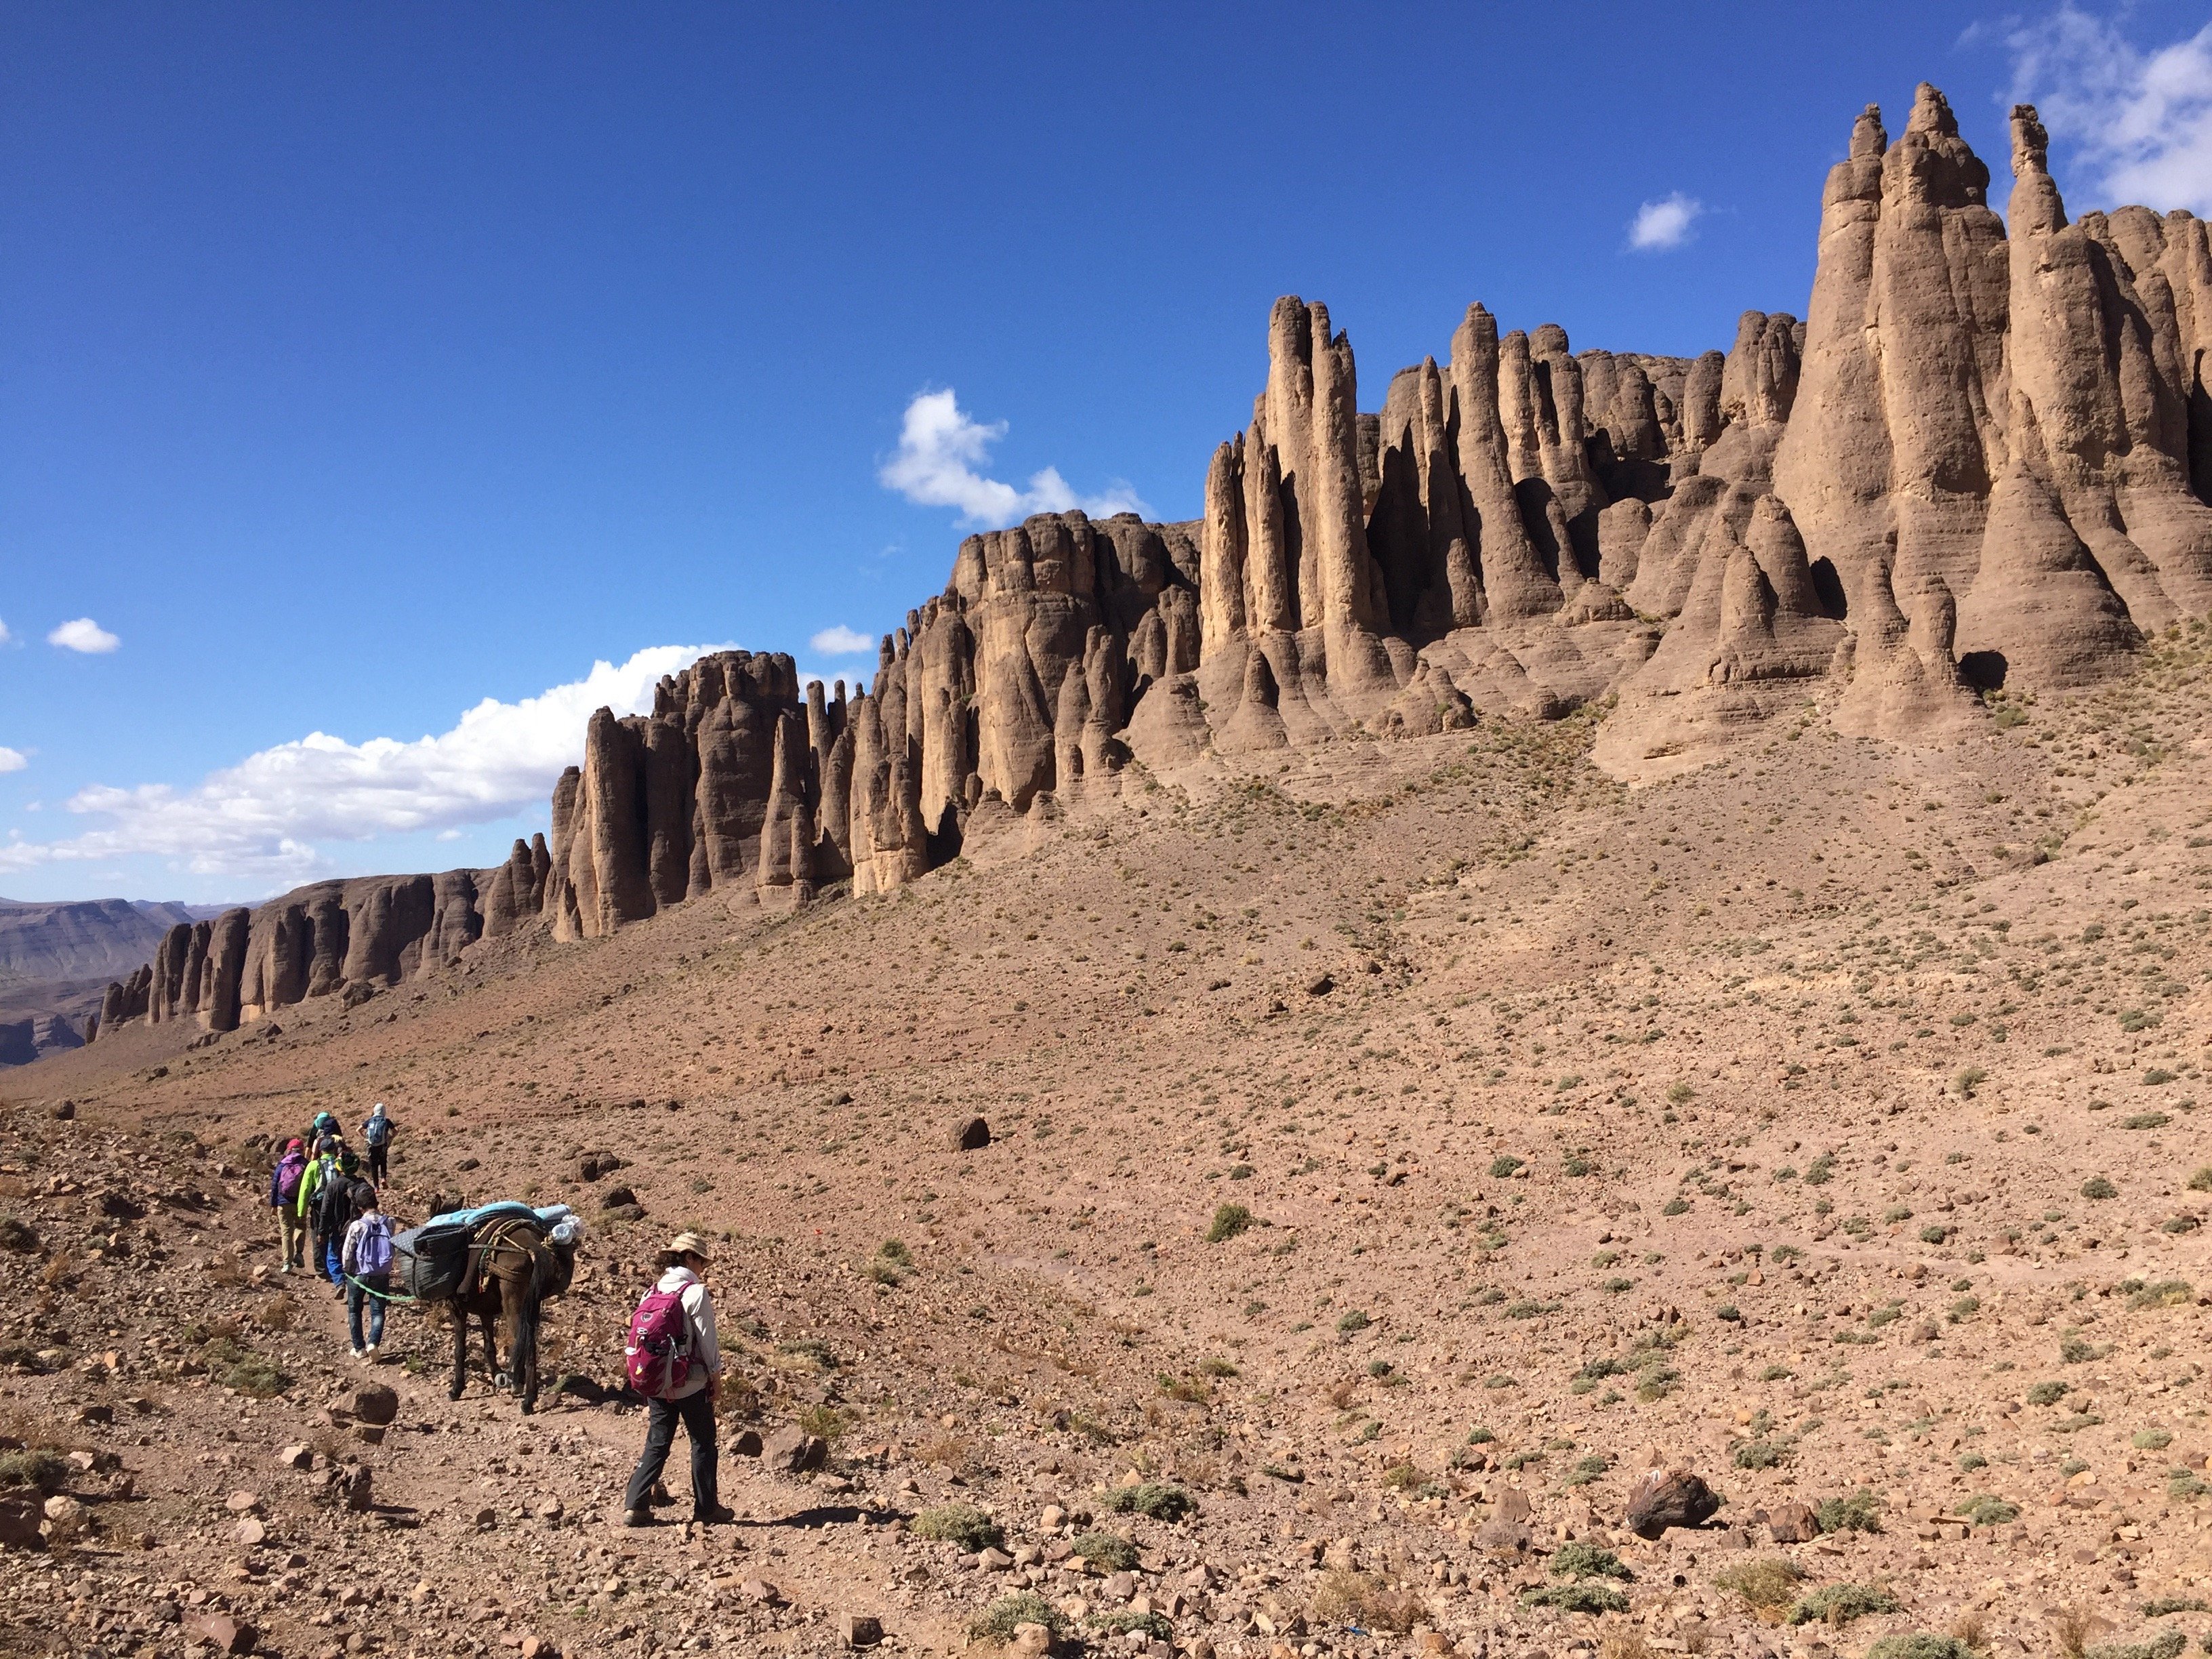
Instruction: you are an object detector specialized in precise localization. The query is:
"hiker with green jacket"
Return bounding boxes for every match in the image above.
[296,1141,346,1292]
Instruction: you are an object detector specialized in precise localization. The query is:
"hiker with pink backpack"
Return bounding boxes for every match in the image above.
[621,1231,732,1527]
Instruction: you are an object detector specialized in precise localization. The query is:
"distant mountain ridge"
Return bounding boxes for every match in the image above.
[0,898,234,983]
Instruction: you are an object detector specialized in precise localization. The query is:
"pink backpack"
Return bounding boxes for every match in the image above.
[624,1286,695,1399]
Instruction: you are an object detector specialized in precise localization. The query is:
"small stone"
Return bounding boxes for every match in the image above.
[840,1612,883,1648]
[1008,1623,1054,1658]
[951,1116,991,1152]
[1040,1503,1067,1531]
[520,1637,560,1658]
[224,1490,262,1514]
[979,1546,1013,1570]
[1103,1570,1136,1601]
[276,1445,314,1471]
[731,1429,764,1457]
[1305,972,1334,997]
[234,1517,266,1547]
[741,1578,783,1606]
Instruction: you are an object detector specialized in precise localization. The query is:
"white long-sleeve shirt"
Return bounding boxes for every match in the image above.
[655,1265,721,1399]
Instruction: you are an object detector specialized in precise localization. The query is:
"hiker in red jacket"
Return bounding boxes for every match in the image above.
[621,1232,732,1526]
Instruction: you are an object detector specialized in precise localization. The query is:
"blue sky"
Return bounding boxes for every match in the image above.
[4,1,2209,903]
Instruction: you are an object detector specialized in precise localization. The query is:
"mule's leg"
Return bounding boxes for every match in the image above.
[518,1293,539,1416]
[483,1305,502,1391]
[448,1305,468,1401]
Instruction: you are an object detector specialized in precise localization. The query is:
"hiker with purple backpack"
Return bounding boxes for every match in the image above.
[342,1189,395,1360]
[621,1231,731,1526]
[269,1138,308,1273]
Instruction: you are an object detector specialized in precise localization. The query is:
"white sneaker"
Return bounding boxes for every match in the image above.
[364,1344,380,1360]
[350,1346,365,1359]
[281,1264,293,1275]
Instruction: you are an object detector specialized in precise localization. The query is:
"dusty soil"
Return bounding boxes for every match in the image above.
[10,632,2212,1659]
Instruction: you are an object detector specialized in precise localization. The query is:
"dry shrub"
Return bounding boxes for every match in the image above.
[918,1431,975,1472]
[1324,1376,1359,1410]
[251,1294,295,1332]
[1599,1631,1654,1659]
[1950,1611,1988,1652]
[2053,1604,2098,1659]
[204,1255,247,1288]
[1716,1558,1802,1622]
[1311,1568,1425,1635]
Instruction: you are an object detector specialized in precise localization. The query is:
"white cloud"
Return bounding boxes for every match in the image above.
[48,617,119,654]
[879,388,1147,528]
[0,617,12,646]
[2007,7,2212,214]
[0,748,24,775]
[808,624,875,656]
[0,643,724,884]
[1628,192,1703,251]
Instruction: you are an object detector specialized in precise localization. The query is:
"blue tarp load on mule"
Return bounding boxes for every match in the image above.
[394,1203,579,1301]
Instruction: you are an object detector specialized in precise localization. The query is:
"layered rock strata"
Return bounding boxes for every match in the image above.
[87,83,2212,1039]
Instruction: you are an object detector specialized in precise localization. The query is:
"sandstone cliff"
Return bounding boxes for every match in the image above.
[85,82,2212,1040]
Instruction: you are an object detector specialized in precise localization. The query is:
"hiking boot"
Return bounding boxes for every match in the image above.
[692,1504,737,1525]
[622,1509,655,1528]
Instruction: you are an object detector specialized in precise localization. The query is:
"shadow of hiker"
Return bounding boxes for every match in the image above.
[739,1504,877,1531]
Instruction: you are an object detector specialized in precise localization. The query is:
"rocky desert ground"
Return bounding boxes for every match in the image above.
[12,622,2212,1659]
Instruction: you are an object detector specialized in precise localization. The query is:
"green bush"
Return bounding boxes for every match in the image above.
[1489,1155,1523,1179]
[913,1503,1002,1552]
[1336,1309,1370,1333]
[1866,1638,1977,1659]
[2083,1176,2119,1200]
[1788,1582,1901,1625]
[1104,1483,1191,1521]
[0,1449,68,1492]
[2027,1380,2067,1406]
[1734,1439,1784,1470]
[1956,1494,2018,1527]
[1814,1490,1883,1534]
[1206,1204,1253,1243]
[222,1355,292,1398]
[970,1593,1066,1643]
[1520,1582,1628,1614]
[1549,1542,1630,1580]
[2085,1630,2185,1659]
[1069,1531,1138,1572]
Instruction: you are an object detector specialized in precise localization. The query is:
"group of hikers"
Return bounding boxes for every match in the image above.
[264,1104,731,1523]
[266,1103,399,1358]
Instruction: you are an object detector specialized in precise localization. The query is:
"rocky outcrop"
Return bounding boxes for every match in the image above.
[87,78,2212,1025]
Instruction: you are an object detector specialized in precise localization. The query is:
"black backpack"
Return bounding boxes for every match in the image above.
[316,1172,361,1235]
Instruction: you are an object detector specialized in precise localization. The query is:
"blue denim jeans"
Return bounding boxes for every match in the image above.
[348,1272,388,1349]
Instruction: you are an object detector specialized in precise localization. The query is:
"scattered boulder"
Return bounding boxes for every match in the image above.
[840,1612,884,1648]
[1767,1500,1820,1544]
[186,1612,258,1655]
[762,1425,827,1474]
[950,1117,991,1151]
[1623,1469,1721,1537]
[0,1492,41,1549]
[600,1185,637,1209]
[732,1429,764,1457]
[350,1384,399,1427]
[1305,972,1334,997]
